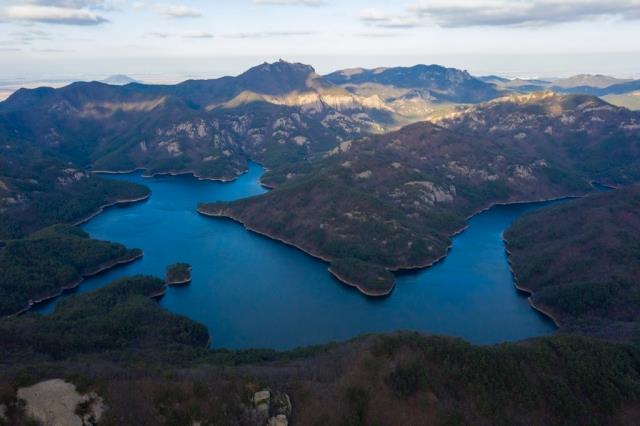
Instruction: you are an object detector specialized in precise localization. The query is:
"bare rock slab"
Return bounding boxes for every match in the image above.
[17,379,104,426]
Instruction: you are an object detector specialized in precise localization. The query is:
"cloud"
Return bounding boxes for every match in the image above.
[359,8,420,28]
[32,47,67,52]
[3,5,109,25]
[252,0,325,6]
[352,31,401,38]
[149,30,213,39]
[153,3,202,18]
[10,29,54,43]
[23,1,119,10]
[409,0,640,27]
[222,30,314,38]
[180,31,213,39]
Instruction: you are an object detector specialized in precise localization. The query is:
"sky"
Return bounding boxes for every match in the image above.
[1,0,640,83]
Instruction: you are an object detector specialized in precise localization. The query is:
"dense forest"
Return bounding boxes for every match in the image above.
[2,307,640,425]
[505,185,640,340]
[0,275,209,363]
[0,150,149,239]
[0,225,142,316]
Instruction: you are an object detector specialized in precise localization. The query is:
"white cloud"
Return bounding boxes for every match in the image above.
[153,3,202,18]
[359,8,420,29]
[352,31,401,38]
[252,0,325,6]
[409,0,640,27]
[223,31,314,39]
[3,5,109,25]
[32,47,68,52]
[180,30,213,39]
[149,30,213,39]
[10,28,54,43]
[23,0,123,10]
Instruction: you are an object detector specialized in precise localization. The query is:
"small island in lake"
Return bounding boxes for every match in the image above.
[166,263,192,285]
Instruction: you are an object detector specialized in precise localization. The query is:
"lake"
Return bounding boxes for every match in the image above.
[34,162,557,349]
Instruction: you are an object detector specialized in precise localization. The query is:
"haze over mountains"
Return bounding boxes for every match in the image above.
[481,73,640,105]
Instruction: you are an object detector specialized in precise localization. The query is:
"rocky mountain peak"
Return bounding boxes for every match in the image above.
[237,60,323,96]
[243,60,317,81]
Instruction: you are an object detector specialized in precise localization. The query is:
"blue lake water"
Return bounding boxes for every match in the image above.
[34,162,557,349]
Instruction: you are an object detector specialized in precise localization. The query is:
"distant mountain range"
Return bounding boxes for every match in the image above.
[2,60,639,243]
[0,60,514,207]
[101,74,139,85]
[0,60,402,237]
[480,73,640,99]
[0,60,396,185]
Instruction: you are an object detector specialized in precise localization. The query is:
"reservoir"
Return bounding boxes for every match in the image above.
[34,162,556,349]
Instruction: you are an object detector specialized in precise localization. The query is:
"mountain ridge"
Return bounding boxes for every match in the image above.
[325,64,502,103]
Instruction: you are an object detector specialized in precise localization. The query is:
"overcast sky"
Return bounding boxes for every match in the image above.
[1,0,640,82]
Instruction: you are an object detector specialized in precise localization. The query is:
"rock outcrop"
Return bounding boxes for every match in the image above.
[249,389,292,425]
[17,379,105,426]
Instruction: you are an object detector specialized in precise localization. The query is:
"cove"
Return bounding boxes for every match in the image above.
[33,162,556,350]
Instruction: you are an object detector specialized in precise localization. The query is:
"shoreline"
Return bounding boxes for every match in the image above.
[197,207,373,293]
[197,208,334,264]
[198,190,587,298]
[73,194,151,227]
[327,267,393,297]
[149,288,167,299]
[389,191,586,273]
[7,251,144,318]
[166,278,193,286]
[166,266,193,286]
[503,243,562,328]
[91,165,249,184]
